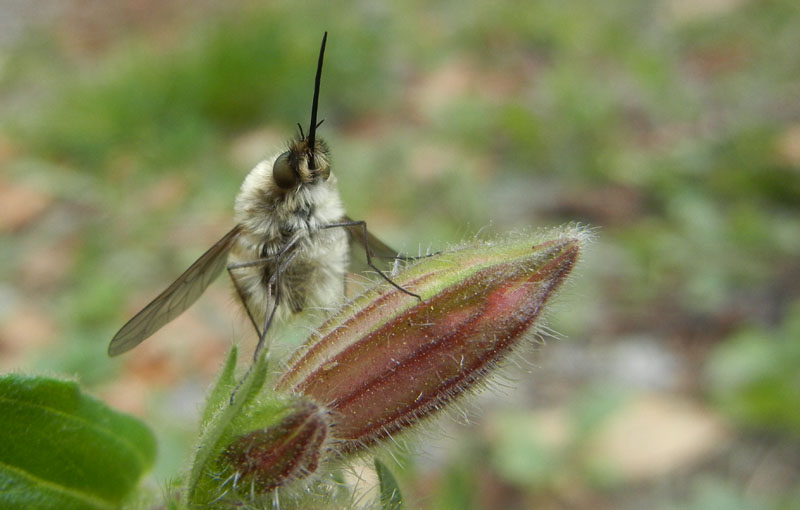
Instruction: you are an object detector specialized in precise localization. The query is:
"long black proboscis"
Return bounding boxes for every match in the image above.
[307,31,327,168]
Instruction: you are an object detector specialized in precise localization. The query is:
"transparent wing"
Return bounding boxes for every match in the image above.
[342,214,403,275]
[108,225,243,356]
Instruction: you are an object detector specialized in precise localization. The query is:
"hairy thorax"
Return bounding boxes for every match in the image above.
[228,155,348,328]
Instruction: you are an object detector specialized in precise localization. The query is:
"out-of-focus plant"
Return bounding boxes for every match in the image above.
[706,299,800,436]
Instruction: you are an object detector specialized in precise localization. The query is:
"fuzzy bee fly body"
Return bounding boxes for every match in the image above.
[109,32,419,360]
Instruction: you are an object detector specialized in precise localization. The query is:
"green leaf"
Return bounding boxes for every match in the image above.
[183,347,273,507]
[199,345,239,429]
[0,374,156,510]
[375,458,404,510]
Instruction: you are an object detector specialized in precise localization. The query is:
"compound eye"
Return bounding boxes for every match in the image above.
[272,152,297,189]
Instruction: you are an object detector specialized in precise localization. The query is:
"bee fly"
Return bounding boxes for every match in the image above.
[108,32,419,362]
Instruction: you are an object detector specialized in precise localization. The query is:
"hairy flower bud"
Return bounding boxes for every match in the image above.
[219,399,329,494]
[276,231,585,453]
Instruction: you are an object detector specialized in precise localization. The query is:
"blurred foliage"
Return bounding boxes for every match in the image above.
[2,0,800,508]
[8,6,396,174]
[707,299,800,435]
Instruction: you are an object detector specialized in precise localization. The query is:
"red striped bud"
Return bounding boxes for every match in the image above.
[219,399,329,494]
[276,231,584,453]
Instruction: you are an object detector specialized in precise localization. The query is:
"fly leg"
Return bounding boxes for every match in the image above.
[324,220,422,301]
[226,266,262,338]
[254,249,299,361]
[227,235,302,358]
[227,237,300,404]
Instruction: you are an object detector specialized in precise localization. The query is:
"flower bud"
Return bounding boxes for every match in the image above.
[219,399,329,494]
[276,231,584,453]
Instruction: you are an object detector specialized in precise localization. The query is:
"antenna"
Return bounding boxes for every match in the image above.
[307,32,327,168]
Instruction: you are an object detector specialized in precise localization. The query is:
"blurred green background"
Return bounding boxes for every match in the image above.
[2,0,800,508]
